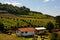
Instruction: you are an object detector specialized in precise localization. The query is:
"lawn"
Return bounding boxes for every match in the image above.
[0,33,23,40]
[0,33,33,40]
[0,33,50,40]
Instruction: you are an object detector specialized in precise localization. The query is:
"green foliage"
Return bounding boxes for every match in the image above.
[0,15,55,30]
[0,17,28,30]
[0,3,30,15]
[30,11,43,14]
[45,22,54,32]
[56,16,60,29]
[51,32,58,40]
[45,22,54,30]
[39,31,46,35]
[57,34,60,40]
[0,2,56,33]
[0,21,4,31]
[20,12,54,19]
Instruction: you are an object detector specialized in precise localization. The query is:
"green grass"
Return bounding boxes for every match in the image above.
[0,34,21,40]
[0,13,55,28]
[19,12,54,19]
[0,33,50,40]
[0,10,8,13]
[0,33,33,40]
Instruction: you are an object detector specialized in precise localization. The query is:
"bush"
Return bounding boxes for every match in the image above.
[0,22,4,31]
[39,31,46,35]
[45,22,54,33]
[51,32,58,40]
[57,34,60,40]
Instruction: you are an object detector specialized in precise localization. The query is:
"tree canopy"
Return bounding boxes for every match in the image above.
[0,3,30,15]
[56,16,60,29]
[45,22,54,32]
[0,22,4,31]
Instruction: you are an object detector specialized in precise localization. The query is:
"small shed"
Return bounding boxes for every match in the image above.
[35,27,46,34]
[35,27,46,31]
[16,27,35,36]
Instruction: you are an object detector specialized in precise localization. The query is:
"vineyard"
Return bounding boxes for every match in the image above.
[0,12,55,30]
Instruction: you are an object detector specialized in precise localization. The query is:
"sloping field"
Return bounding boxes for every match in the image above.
[0,13,55,27]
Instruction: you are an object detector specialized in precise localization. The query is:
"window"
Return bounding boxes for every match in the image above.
[21,32,24,34]
[25,32,27,33]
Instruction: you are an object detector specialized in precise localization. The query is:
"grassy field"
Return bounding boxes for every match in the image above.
[0,31,60,40]
[0,12,55,40]
[0,33,33,40]
[0,13,55,28]
[0,33,50,40]
[0,33,22,40]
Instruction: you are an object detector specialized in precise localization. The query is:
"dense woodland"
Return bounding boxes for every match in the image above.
[0,3,30,15]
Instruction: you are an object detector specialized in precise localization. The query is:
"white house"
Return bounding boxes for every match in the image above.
[16,27,46,36]
[16,27,35,36]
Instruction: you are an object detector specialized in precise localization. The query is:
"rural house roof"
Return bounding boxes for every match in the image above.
[17,27,35,32]
[35,27,46,30]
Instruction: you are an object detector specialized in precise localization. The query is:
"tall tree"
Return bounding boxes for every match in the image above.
[56,16,60,29]
[45,22,54,32]
[0,3,30,15]
[0,22,4,31]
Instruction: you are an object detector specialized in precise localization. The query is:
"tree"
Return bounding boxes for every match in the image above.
[56,16,60,29]
[20,6,30,15]
[0,22,4,31]
[45,22,54,32]
[0,3,30,15]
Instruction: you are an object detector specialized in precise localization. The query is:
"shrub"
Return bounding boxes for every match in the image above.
[39,31,46,35]
[45,22,54,33]
[51,32,58,40]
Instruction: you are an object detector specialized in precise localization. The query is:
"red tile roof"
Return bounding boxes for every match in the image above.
[18,27,35,32]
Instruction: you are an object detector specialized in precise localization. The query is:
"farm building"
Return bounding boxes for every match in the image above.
[16,27,46,36]
[16,27,35,36]
[35,27,46,34]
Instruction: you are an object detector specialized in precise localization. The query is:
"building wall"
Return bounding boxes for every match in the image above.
[22,31,35,36]
[16,30,21,36]
[16,30,35,36]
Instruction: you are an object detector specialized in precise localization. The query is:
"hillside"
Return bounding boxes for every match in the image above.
[0,3,56,30]
[0,11,55,30]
